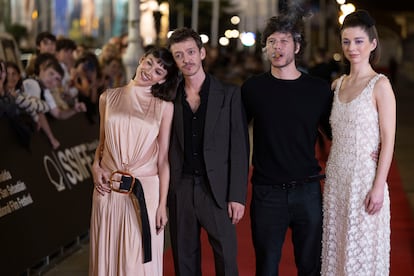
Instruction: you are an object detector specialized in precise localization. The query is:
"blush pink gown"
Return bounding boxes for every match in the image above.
[89,81,170,276]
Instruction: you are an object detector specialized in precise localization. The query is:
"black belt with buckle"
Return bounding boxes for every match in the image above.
[274,174,326,189]
[109,170,152,263]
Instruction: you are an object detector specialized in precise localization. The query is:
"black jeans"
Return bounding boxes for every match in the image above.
[251,181,322,276]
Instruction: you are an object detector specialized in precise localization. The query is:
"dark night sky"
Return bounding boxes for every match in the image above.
[345,0,413,12]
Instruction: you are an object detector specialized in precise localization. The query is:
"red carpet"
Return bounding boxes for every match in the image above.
[388,160,414,275]
[163,160,414,275]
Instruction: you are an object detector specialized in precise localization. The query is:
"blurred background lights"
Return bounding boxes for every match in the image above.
[32,10,38,20]
[200,34,209,44]
[339,3,356,24]
[224,29,240,39]
[333,53,342,62]
[224,29,232,38]
[240,32,256,47]
[230,16,240,25]
[219,37,230,46]
[159,2,169,13]
[340,3,356,14]
[230,29,240,38]
[336,0,346,4]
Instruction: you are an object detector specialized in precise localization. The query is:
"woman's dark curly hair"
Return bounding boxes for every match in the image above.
[145,47,179,102]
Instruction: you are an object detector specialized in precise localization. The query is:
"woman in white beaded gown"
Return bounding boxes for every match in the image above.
[321,10,396,276]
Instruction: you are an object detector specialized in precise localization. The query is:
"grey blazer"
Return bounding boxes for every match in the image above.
[168,74,249,208]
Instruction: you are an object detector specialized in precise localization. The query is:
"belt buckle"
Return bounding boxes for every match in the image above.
[281,181,297,189]
[281,183,292,189]
[109,170,135,194]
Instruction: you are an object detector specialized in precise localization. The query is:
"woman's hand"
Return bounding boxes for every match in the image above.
[364,185,384,215]
[155,205,168,235]
[92,162,111,196]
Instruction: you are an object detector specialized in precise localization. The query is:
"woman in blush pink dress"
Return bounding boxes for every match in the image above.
[89,47,179,276]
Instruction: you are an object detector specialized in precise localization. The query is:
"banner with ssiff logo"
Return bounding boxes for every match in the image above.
[0,114,98,275]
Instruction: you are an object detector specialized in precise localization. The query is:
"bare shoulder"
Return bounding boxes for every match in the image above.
[374,75,394,97]
[375,74,392,88]
[331,77,340,91]
[99,90,108,103]
[162,101,174,116]
[164,101,174,110]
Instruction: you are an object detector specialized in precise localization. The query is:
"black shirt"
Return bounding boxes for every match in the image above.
[181,75,210,176]
[241,72,333,185]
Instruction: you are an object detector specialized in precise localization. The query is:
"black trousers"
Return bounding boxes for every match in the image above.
[251,181,323,276]
[168,175,239,276]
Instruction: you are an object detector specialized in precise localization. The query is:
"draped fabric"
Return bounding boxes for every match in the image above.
[89,82,168,276]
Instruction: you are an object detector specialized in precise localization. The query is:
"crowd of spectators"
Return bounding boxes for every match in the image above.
[1,30,346,151]
[0,31,128,150]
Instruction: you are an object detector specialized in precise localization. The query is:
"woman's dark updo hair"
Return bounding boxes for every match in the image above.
[341,10,381,65]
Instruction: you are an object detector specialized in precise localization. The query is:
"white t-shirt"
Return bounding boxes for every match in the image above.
[22,78,57,110]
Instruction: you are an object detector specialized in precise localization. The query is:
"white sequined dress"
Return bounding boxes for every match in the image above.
[321,74,390,276]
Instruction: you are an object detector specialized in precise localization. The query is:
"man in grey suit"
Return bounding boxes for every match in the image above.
[167,27,249,276]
